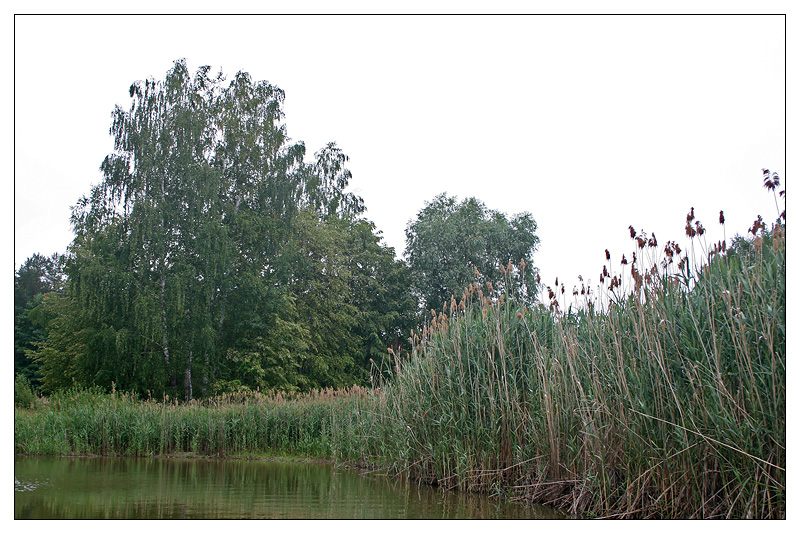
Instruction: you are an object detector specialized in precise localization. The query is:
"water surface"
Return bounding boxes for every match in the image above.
[15,456,566,519]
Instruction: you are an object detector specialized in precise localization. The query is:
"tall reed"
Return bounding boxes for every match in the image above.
[15,386,383,463]
[377,209,785,518]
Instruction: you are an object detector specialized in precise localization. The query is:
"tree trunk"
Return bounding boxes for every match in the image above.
[200,351,209,398]
[160,272,178,397]
[184,356,193,401]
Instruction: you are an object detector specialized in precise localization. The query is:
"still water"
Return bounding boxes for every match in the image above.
[15,456,566,519]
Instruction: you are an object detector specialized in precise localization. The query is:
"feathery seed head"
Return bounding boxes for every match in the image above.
[749,215,765,235]
[695,221,705,236]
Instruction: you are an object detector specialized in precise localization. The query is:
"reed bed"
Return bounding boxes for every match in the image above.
[14,386,385,464]
[379,209,785,518]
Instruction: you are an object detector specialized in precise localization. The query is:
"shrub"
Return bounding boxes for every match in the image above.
[14,374,37,408]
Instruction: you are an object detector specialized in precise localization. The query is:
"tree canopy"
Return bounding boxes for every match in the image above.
[21,61,540,400]
[405,193,539,314]
[14,253,64,386]
[26,60,415,399]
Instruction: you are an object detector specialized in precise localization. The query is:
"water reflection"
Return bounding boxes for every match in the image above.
[14,456,565,519]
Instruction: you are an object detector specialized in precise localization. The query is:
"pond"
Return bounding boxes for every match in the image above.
[15,456,568,519]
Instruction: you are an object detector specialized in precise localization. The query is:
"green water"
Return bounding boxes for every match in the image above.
[14,456,566,519]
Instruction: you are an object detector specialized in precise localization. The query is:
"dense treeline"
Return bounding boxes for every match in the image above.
[14,253,64,390]
[15,60,538,400]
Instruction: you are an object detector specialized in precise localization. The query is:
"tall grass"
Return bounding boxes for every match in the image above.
[378,206,785,518]
[15,386,384,463]
[15,178,785,519]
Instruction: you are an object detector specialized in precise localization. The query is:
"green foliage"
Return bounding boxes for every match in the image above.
[14,253,64,313]
[283,210,417,388]
[28,60,412,399]
[14,375,36,409]
[14,294,46,385]
[343,218,417,365]
[27,292,95,394]
[405,193,539,315]
[14,253,64,387]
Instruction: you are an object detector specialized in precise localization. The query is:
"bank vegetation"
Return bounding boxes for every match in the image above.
[17,202,785,519]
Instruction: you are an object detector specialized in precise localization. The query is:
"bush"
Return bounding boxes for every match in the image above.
[14,374,36,408]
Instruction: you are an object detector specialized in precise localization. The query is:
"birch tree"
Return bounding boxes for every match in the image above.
[33,59,413,397]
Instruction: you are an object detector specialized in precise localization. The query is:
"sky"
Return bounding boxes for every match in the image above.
[12,12,787,301]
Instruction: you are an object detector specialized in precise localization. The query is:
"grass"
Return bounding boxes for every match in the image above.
[15,175,786,519]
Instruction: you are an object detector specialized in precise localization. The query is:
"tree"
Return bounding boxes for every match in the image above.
[404,193,540,314]
[35,60,315,398]
[14,253,64,386]
[285,210,416,388]
[14,253,64,313]
[342,218,416,368]
[27,291,93,394]
[30,59,411,398]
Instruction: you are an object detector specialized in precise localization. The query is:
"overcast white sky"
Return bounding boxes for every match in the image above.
[12,11,787,299]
